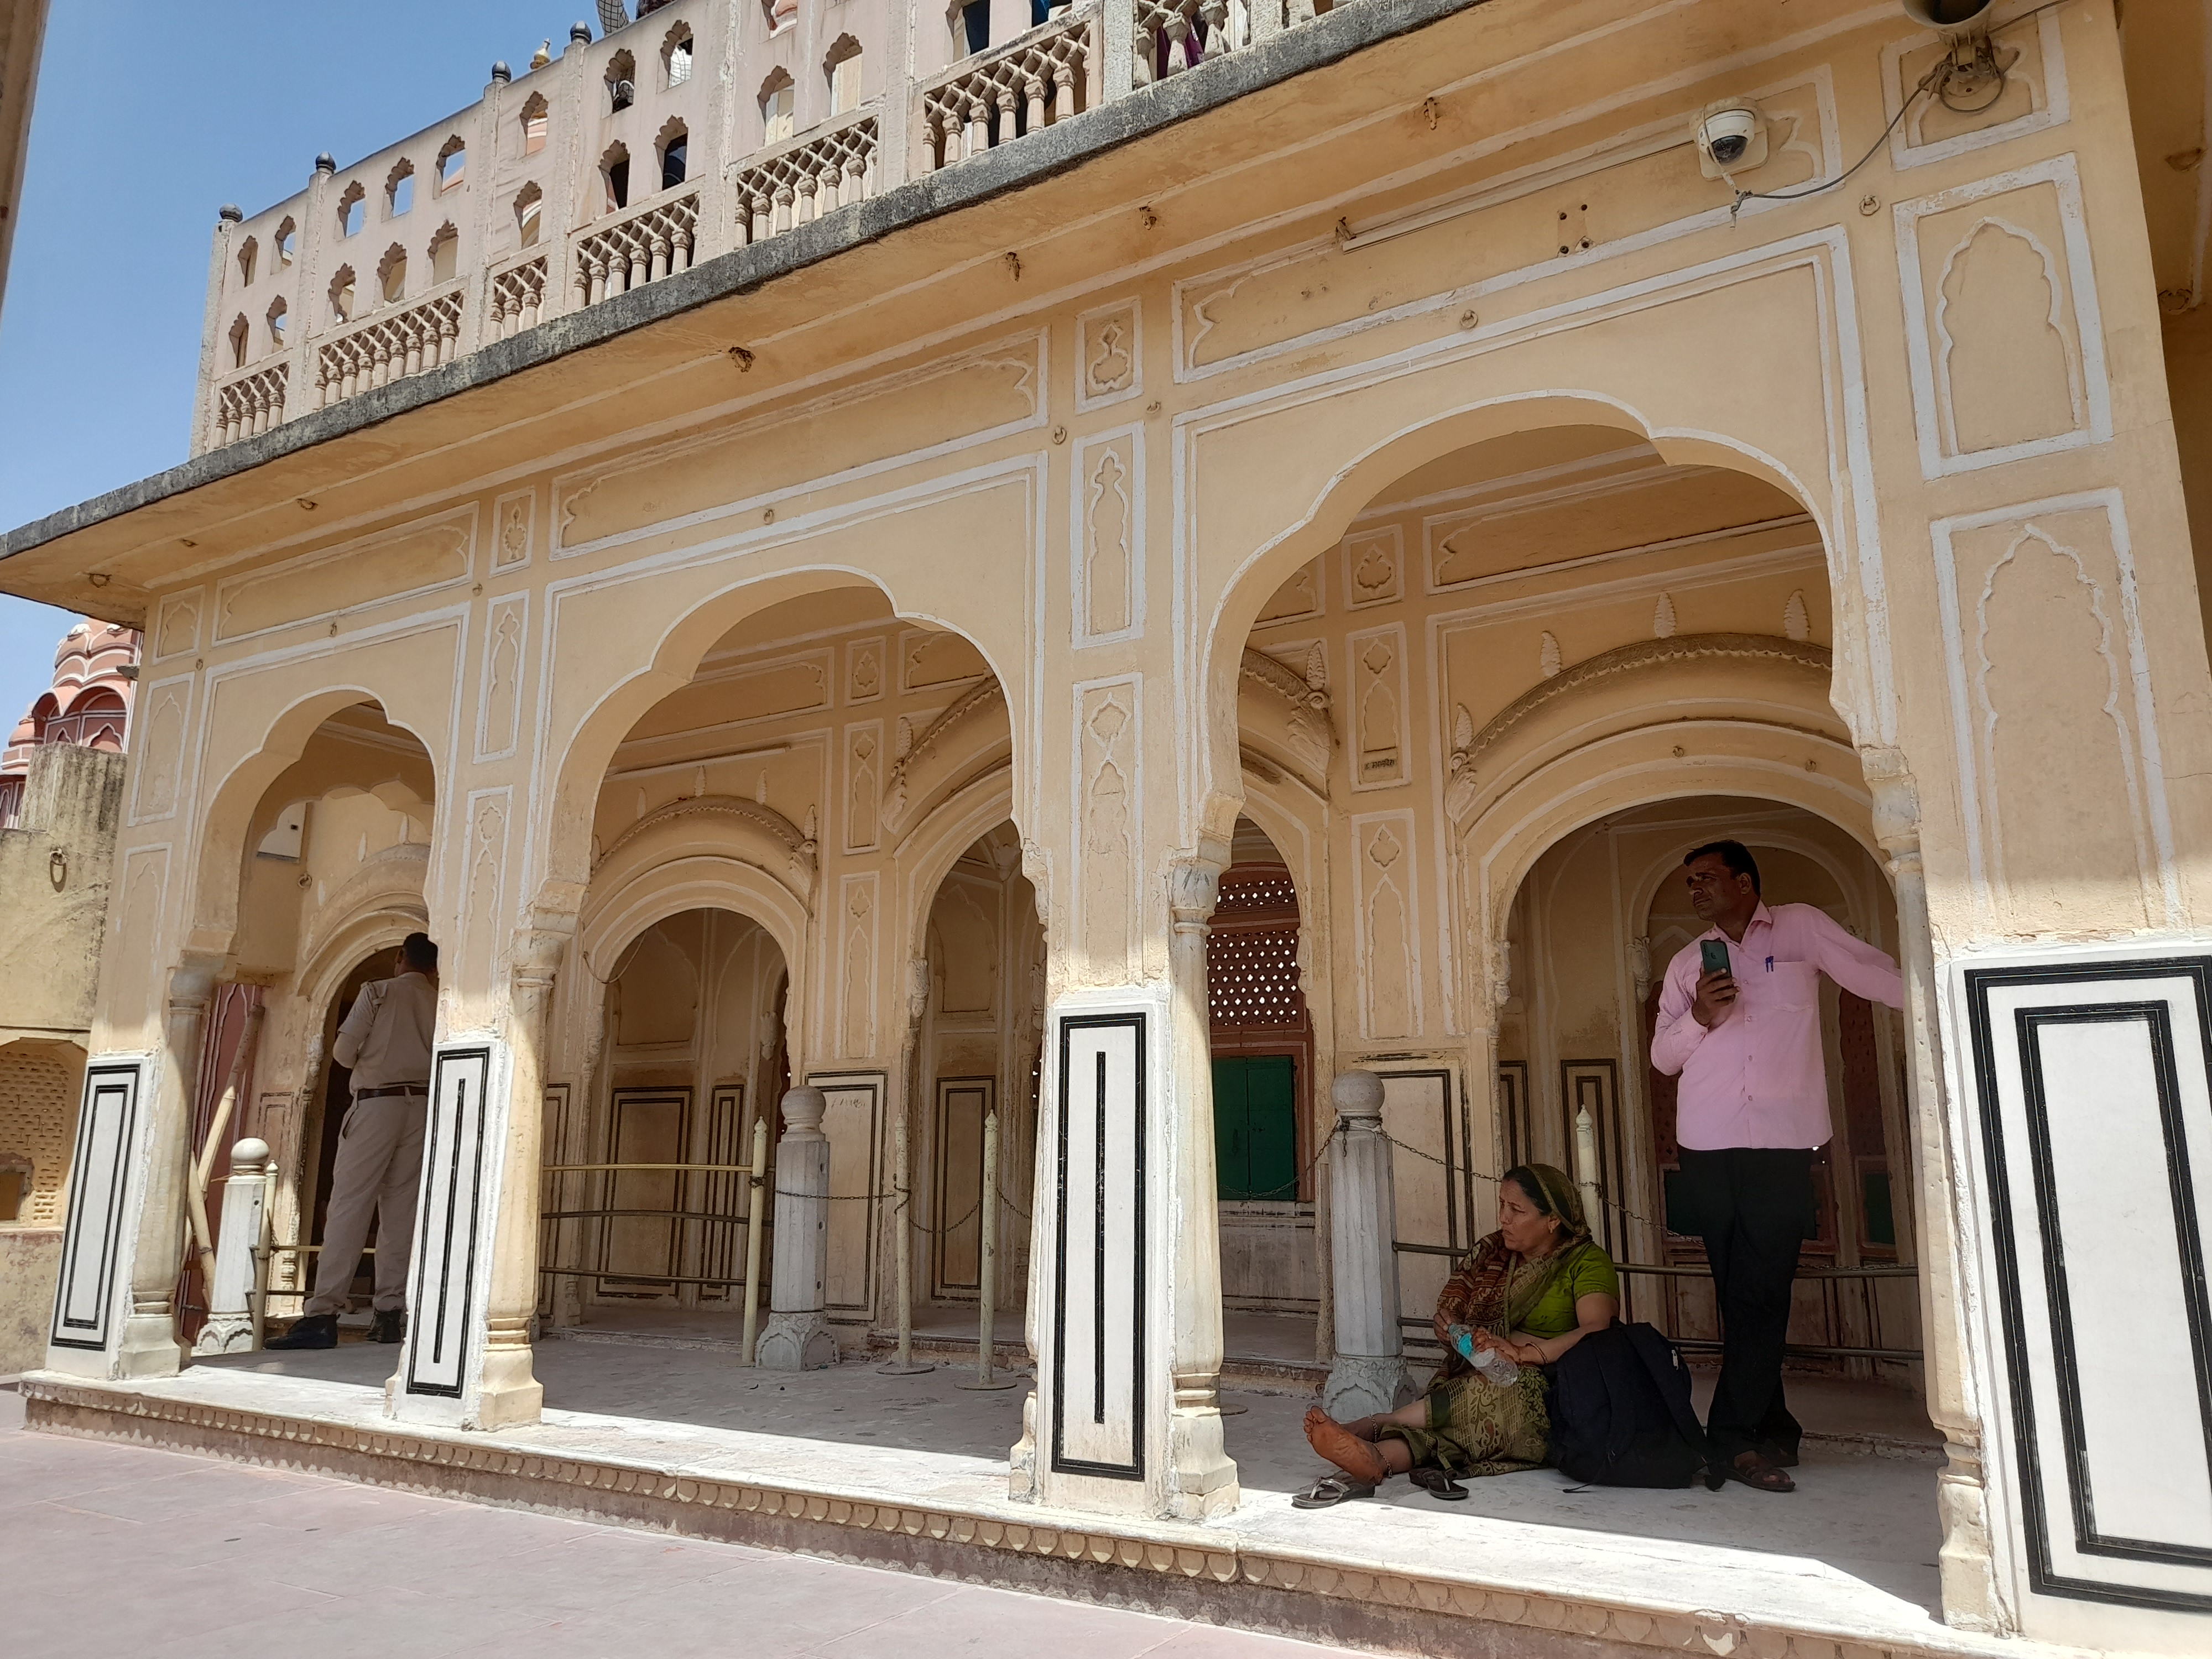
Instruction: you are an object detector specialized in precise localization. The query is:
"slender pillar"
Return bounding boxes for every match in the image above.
[758,1085,837,1369]
[194,1138,270,1355]
[469,905,578,1429]
[1163,852,1239,1519]
[879,961,933,1374]
[1863,747,2006,1631]
[115,958,218,1379]
[1321,1070,1415,1419]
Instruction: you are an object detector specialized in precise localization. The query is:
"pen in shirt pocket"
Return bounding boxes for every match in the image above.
[1765,956,1773,972]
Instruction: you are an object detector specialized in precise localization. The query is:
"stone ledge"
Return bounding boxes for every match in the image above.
[18,1371,2080,1659]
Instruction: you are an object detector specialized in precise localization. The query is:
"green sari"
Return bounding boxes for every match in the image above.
[1378,1164,1609,1479]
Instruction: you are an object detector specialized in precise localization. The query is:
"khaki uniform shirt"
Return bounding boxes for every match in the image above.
[333,971,436,1092]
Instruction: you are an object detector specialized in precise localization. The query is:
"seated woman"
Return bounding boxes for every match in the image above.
[1301,1162,1618,1503]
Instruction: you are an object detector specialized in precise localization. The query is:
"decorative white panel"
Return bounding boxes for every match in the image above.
[404,1042,500,1399]
[49,1061,144,1351]
[1961,954,2212,1611]
[808,1069,884,1322]
[1051,1010,1146,1481]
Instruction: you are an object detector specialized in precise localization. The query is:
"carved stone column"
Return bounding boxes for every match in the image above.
[1321,1070,1416,1419]
[1163,851,1238,1520]
[194,1137,269,1355]
[116,956,219,1379]
[1863,746,2008,1632]
[758,1084,837,1369]
[470,898,579,1429]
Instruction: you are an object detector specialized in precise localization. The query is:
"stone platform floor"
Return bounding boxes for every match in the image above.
[0,1383,1349,1659]
[187,1329,1944,1614]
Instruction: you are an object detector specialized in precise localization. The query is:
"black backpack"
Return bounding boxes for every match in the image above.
[1547,1322,1719,1489]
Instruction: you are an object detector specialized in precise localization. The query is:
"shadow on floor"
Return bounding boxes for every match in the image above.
[200,1323,1942,1615]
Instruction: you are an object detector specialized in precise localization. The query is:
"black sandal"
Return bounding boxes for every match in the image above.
[1410,1466,1468,1501]
[1292,1473,1376,1509]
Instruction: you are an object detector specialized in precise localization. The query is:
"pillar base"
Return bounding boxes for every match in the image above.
[757,1311,837,1371]
[114,1312,185,1380]
[1165,1385,1240,1520]
[1007,1390,1039,1502]
[1322,1353,1416,1422]
[469,1341,545,1430]
[192,1314,257,1357]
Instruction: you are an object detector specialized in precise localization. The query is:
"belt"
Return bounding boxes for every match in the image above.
[355,1083,430,1099]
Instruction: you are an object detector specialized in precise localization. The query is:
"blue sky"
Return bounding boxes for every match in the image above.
[0,2,582,731]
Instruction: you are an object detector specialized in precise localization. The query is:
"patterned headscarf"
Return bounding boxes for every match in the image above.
[1432,1164,1605,1370]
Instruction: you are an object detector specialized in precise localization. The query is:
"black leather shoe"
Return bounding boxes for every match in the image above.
[265,1314,338,1350]
[368,1310,406,1344]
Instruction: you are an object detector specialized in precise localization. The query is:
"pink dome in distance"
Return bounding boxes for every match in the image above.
[4,620,142,779]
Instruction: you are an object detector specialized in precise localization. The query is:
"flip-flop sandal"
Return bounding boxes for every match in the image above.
[1410,1467,1467,1502]
[1292,1474,1376,1510]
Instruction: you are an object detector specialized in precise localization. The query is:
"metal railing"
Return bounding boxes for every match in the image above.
[540,1116,774,1363]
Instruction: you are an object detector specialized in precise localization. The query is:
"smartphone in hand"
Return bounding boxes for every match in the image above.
[1700,938,1731,977]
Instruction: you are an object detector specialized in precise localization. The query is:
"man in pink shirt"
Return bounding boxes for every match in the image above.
[1650,841,1902,1493]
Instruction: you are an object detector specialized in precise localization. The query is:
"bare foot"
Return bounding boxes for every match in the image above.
[1305,1406,1389,1484]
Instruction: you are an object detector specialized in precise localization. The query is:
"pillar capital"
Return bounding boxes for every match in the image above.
[780,1084,828,1136]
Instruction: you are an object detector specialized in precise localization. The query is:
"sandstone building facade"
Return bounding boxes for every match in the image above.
[6,1,2211,1654]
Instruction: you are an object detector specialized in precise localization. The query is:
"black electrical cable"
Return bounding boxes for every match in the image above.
[1728,0,2074,213]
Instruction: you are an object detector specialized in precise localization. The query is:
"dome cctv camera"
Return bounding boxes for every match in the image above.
[1901,0,1994,41]
[1696,106,1766,180]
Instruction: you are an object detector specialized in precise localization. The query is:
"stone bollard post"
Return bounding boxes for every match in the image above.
[194,1138,270,1356]
[757,1086,838,1370]
[1321,1071,1416,1420]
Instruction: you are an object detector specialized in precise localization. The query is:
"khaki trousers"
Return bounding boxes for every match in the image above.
[305,1092,427,1316]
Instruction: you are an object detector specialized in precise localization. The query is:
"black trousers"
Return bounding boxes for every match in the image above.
[1673,1146,1814,1462]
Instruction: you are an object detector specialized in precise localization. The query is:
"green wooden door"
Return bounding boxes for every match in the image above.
[1212,1055,1298,1201]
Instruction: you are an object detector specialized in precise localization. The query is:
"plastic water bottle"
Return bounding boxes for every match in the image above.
[1448,1322,1520,1387]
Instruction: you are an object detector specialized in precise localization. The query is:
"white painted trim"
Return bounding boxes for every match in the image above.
[1880,7,2069,174]
[471,590,531,765]
[1070,423,1146,649]
[210,502,479,648]
[1892,152,2112,480]
[1928,487,2183,933]
[1073,295,1144,414]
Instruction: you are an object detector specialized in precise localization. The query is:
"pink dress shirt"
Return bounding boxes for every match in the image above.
[1650,902,1903,1150]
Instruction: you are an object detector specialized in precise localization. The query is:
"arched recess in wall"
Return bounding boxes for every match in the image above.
[1197,390,1853,843]
[538,567,1022,925]
[187,690,442,960]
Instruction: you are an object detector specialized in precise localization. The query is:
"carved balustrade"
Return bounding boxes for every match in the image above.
[1135,0,1254,82]
[315,284,467,409]
[733,114,879,245]
[571,187,702,309]
[917,5,1098,173]
[486,251,551,342]
[207,363,290,450]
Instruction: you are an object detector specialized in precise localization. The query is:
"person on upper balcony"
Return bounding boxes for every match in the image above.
[1650,840,1903,1494]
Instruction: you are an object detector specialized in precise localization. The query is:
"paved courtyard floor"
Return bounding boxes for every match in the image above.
[0,1382,1360,1659]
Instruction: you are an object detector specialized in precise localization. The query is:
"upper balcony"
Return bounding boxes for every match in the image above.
[192,0,1345,453]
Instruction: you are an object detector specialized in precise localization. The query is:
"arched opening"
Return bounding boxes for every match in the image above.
[527,577,1027,1428]
[514,183,544,248]
[541,906,791,1339]
[824,36,863,116]
[519,92,551,156]
[427,224,459,286]
[265,297,287,352]
[205,700,436,1343]
[662,23,694,86]
[236,237,257,288]
[274,217,296,267]
[601,143,632,213]
[657,120,688,191]
[336,181,365,239]
[607,49,637,112]
[384,159,415,219]
[759,70,795,144]
[435,135,466,192]
[328,267,357,325]
[1204,419,1941,1599]
[1209,815,1324,1367]
[377,244,408,305]
[227,314,249,369]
